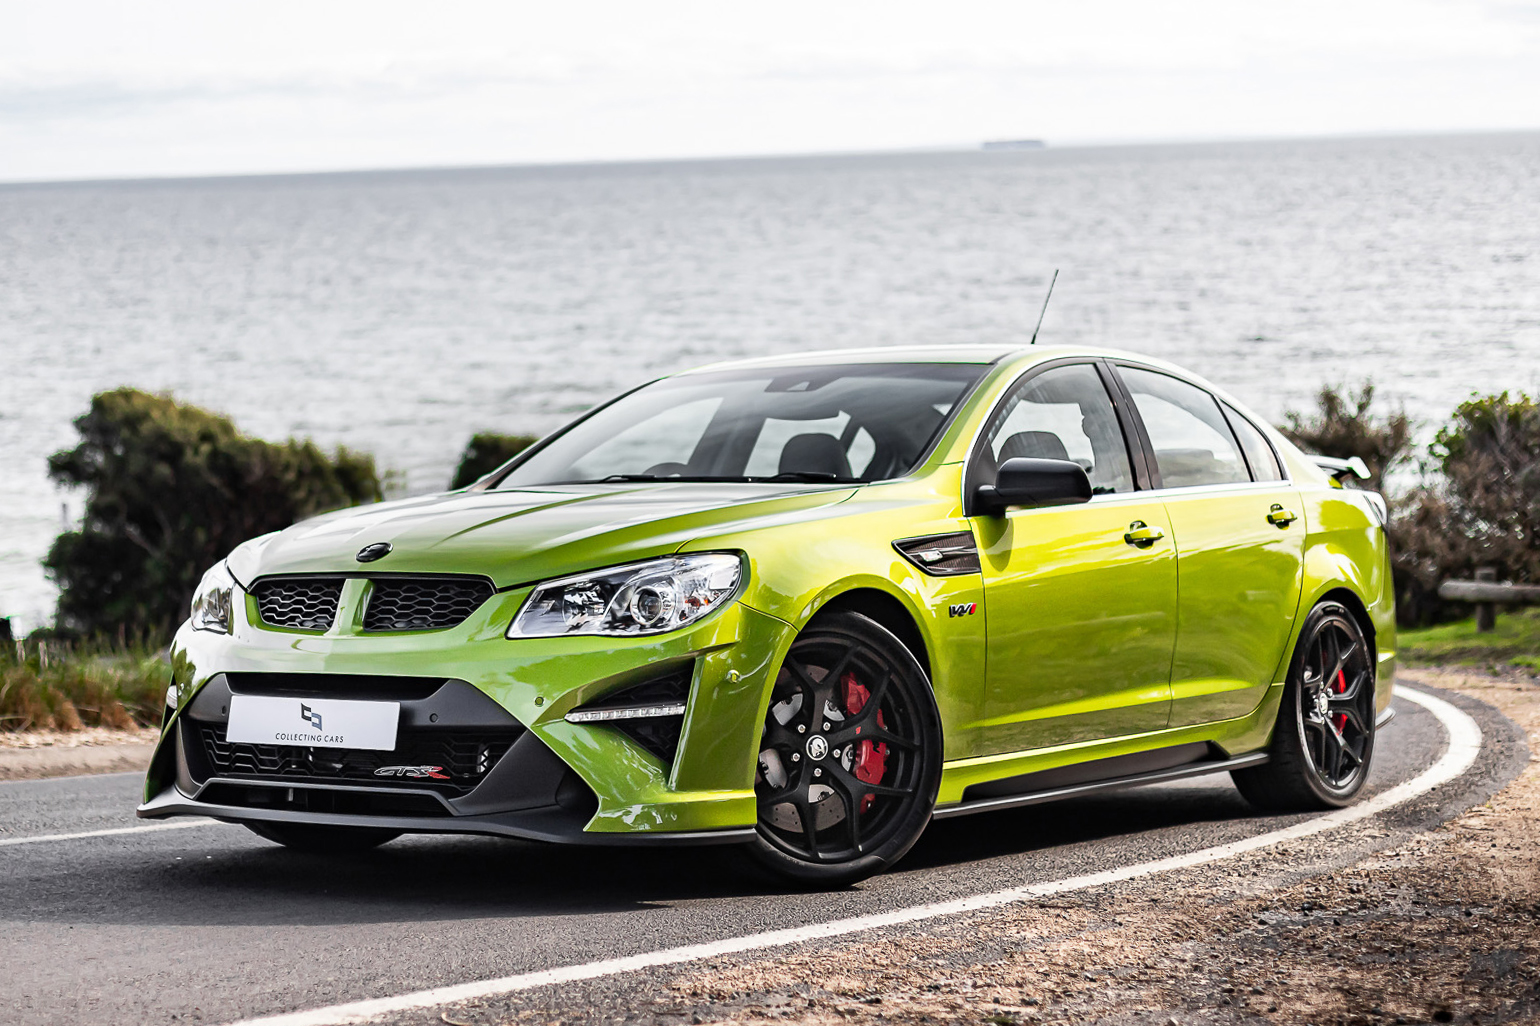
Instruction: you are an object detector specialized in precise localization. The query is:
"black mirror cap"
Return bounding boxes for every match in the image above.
[973,457,1093,516]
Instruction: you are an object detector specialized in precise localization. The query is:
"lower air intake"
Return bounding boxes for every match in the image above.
[195,724,520,797]
[566,665,694,765]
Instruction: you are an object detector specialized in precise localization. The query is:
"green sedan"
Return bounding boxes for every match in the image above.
[140,345,1395,884]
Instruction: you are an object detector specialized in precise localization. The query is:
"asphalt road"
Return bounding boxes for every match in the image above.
[0,682,1526,1026]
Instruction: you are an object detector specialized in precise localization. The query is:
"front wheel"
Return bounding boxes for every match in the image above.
[747,610,942,886]
[1233,601,1377,811]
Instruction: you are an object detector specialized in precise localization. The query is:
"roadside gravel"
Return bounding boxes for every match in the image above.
[445,672,1536,1026]
[0,726,157,780]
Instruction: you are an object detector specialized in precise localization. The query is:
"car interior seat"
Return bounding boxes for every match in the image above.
[778,433,853,478]
[997,430,1070,463]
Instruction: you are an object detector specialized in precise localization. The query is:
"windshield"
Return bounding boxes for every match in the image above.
[495,363,988,488]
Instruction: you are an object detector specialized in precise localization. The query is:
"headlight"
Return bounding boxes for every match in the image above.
[508,553,743,638]
[190,562,236,634]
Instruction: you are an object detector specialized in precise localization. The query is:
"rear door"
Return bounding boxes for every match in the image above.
[1112,365,1306,728]
[968,361,1178,754]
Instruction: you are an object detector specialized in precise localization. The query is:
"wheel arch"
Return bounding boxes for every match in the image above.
[1291,571,1394,717]
[1315,586,1378,664]
[806,586,933,682]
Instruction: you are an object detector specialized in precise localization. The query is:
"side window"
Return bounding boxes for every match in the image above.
[1222,403,1284,481]
[1119,367,1248,489]
[980,364,1134,495]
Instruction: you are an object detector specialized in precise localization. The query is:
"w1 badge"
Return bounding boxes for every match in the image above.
[226,695,400,751]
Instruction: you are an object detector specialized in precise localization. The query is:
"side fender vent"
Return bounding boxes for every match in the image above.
[893,532,981,576]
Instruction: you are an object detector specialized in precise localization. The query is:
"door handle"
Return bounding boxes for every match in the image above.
[1124,521,1165,548]
[1267,504,1299,528]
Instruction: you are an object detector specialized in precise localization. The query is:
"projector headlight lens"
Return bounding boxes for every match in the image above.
[508,553,743,638]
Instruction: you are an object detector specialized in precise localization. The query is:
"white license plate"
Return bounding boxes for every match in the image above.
[226,695,400,751]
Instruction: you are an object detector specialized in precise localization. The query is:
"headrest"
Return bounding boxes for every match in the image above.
[998,430,1070,463]
[778,433,852,478]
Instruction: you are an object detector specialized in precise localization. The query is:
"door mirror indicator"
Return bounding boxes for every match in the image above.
[974,457,1093,516]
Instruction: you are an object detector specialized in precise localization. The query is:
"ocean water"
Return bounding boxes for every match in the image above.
[3,133,1538,631]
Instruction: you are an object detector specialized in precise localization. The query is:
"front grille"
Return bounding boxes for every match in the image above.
[254,578,344,631]
[363,577,494,632]
[195,724,520,797]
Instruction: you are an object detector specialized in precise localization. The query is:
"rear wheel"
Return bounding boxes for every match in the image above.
[1233,600,1377,810]
[244,821,402,852]
[747,610,942,886]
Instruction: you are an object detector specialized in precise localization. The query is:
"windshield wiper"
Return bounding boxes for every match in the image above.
[758,472,867,483]
[593,474,749,483]
[580,472,866,485]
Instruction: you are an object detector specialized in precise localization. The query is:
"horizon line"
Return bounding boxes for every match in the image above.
[3,125,1537,190]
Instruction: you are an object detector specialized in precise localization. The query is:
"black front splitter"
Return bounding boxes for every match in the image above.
[136,785,757,847]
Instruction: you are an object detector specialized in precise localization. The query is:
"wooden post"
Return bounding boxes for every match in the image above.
[1475,567,1497,633]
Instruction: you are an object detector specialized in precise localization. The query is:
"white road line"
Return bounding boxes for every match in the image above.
[226,686,1483,1026]
[0,818,224,848]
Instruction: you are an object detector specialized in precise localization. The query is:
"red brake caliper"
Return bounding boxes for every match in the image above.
[841,671,889,813]
[1334,668,1348,732]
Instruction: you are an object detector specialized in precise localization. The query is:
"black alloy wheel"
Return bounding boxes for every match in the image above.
[1233,600,1378,811]
[244,821,402,852]
[748,610,942,885]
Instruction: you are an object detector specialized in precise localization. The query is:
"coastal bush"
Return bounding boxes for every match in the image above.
[450,431,538,489]
[1394,392,1540,624]
[45,388,382,641]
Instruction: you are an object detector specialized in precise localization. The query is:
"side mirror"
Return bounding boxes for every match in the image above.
[973,457,1093,516]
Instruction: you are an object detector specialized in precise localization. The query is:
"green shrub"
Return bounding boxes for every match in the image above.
[45,388,382,641]
[1395,392,1540,624]
[451,432,537,489]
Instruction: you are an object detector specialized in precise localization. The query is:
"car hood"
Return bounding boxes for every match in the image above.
[226,483,857,589]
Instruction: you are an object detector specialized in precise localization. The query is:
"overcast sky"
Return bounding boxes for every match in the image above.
[3,0,1538,182]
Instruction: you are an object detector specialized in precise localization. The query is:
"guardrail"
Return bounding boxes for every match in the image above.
[1438,567,1540,632]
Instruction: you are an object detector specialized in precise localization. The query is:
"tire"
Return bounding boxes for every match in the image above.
[746,610,943,886]
[1232,600,1377,811]
[244,821,402,852]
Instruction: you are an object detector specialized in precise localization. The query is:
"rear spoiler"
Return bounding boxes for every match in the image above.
[1311,455,1370,483]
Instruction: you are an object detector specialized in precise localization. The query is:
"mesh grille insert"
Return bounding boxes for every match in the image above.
[363,578,494,632]
[253,578,344,631]
[194,724,521,797]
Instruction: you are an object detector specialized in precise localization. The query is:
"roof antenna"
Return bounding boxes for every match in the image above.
[1028,268,1059,345]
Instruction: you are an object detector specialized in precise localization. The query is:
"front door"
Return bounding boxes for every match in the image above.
[1115,366,1306,727]
[969,363,1179,755]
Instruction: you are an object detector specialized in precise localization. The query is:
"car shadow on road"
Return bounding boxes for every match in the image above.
[901,783,1261,871]
[0,781,1286,930]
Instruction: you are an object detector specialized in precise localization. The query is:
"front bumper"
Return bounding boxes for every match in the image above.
[140,590,796,840]
[137,786,754,845]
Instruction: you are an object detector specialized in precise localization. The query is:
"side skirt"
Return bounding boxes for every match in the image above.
[931,750,1270,821]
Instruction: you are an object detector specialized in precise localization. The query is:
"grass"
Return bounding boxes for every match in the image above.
[1399,606,1540,674]
[1,639,169,732]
